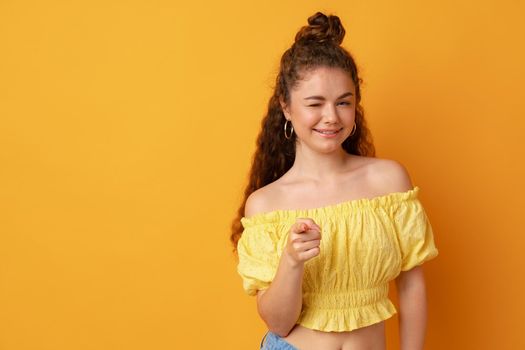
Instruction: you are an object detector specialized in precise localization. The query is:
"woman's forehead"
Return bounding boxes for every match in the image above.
[292,67,355,93]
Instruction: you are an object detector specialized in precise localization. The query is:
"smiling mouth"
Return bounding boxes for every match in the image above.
[313,128,343,135]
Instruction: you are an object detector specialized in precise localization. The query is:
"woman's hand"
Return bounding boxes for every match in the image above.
[284,218,322,267]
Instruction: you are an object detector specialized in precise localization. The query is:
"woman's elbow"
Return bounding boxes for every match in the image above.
[268,322,295,338]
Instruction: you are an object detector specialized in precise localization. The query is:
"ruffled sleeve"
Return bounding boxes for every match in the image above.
[236,219,280,296]
[391,190,439,271]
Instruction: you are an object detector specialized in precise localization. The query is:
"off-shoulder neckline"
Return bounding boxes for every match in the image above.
[240,185,420,226]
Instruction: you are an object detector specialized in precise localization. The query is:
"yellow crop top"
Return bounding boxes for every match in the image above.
[236,186,439,332]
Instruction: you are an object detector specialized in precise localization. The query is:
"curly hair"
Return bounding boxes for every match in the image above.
[230,11,375,255]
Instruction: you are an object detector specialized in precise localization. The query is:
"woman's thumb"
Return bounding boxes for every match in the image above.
[299,222,308,232]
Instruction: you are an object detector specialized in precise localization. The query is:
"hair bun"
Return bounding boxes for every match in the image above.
[294,12,345,45]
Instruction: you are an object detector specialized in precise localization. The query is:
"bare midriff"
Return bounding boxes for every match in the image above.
[280,321,386,350]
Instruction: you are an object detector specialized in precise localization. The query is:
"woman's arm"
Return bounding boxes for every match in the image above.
[395,265,428,350]
[243,192,306,337]
[256,251,304,337]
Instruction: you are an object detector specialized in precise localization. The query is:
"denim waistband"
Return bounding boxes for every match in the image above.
[260,331,299,349]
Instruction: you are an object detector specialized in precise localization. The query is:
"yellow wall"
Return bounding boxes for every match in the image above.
[1,1,523,349]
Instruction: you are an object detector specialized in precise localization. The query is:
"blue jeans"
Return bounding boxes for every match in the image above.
[260,331,299,349]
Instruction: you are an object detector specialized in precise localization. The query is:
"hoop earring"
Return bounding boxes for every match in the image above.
[284,119,294,139]
[349,123,357,137]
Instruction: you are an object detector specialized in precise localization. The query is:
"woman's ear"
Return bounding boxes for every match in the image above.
[279,96,291,120]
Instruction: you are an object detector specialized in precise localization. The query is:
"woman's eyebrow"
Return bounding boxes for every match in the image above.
[304,92,353,100]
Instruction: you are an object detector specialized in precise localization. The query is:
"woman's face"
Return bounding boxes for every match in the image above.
[280,66,356,153]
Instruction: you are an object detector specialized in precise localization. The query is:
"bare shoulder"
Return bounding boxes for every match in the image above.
[243,185,275,218]
[367,157,415,194]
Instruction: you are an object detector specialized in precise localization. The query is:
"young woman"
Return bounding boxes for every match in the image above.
[230,11,439,350]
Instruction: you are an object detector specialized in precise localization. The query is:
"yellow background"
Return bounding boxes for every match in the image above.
[1,0,524,349]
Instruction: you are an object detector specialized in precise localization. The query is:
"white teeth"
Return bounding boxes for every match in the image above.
[316,130,338,134]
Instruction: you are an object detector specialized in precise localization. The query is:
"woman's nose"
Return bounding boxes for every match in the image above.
[322,104,339,121]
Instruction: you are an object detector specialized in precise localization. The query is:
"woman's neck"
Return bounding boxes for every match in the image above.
[289,144,352,183]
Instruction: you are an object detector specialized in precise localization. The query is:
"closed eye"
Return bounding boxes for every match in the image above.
[308,102,351,107]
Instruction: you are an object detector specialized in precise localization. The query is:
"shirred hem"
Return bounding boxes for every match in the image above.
[401,247,439,271]
[295,298,398,332]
